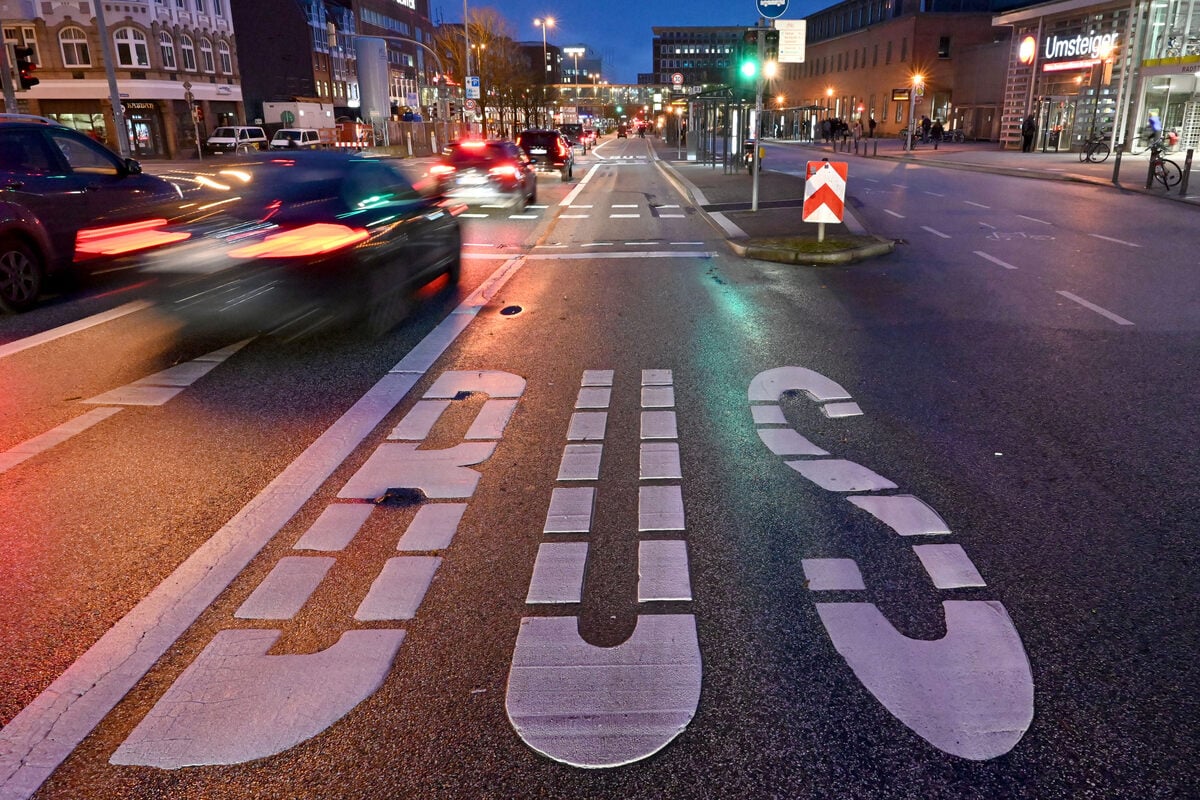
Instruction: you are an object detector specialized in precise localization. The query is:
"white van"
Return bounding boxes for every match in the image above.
[269,128,322,149]
[205,126,268,154]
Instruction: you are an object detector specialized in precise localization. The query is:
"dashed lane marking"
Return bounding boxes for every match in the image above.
[963,200,990,209]
[921,226,952,239]
[974,251,1019,270]
[1056,290,1135,326]
[883,209,905,218]
[1089,233,1141,248]
[0,300,151,361]
[1017,214,1052,225]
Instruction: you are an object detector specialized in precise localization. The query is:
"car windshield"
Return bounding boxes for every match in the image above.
[211,127,236,138]
[275,131,302,141]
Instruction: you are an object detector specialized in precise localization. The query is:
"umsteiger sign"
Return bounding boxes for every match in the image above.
[775,19,806,63]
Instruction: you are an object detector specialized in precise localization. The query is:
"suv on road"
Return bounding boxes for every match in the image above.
[0,114,182,312]
[515,129,574,181]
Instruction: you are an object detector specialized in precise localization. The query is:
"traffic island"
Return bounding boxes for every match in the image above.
[728,234,895,265]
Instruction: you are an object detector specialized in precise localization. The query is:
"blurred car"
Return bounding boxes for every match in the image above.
[0,114,182,313]
[431,139,536,209]
[581,128,598,147]
[617,125,629,139]
[559,123,587,152]
[136,151,462,336]
[515,129,574,181]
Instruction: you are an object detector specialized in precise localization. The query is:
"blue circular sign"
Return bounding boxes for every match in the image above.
[756,0,789,19]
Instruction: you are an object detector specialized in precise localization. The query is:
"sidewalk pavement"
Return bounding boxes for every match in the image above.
[648,132,1198,262]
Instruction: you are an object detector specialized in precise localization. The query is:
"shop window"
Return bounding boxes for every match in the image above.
[60,26,91,68]
[180,35,196,71]
[159,31,176,70]
[114,27,150,69]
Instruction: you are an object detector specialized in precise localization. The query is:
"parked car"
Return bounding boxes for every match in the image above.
[135,151,462,336]
[430,139,537,209]
[0,114,182,313]
[205,125,268,155]
[515,129,574,181]
[270,128,323,149]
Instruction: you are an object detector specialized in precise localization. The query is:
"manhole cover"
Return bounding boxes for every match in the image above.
[500,305,523,316]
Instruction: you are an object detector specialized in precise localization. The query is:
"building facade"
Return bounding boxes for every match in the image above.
[775,0,1012,139]
[3,0,242,158]
[651,26,745,89]
[994,0,1200,151]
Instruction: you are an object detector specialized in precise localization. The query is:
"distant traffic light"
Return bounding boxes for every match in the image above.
[14,46,39,91]
[616,105,623,113]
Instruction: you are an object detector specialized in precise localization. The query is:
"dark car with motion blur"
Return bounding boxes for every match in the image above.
[430,139,537,209]
[515,129,574,181]
[0,114,182,313]
[134,151,463,337]
[558,123,588,153]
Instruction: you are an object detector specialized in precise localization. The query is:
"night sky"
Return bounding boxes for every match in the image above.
[437,0,830,83]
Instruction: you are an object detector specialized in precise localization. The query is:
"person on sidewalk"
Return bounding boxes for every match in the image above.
[931,118,944,142]
[1147,113,1163,149]
[868,116,877,138]
[921,115,932,143]
[853,119,863,142]
[1021,114,1037,152]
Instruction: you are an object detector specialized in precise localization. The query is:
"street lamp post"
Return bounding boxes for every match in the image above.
[534,17,554,126]
[907,73,924,152]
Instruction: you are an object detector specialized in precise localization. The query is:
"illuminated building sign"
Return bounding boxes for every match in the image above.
[1042,32,1118,62]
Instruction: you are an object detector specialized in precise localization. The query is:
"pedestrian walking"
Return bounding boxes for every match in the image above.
[1021,114,1037,152]
[921,115,932,143]
[852,120,863,142]
[868,116,877,138]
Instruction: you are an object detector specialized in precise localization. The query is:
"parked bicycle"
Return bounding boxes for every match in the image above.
[1148,142,1183,190]
[1078,134,1111,163]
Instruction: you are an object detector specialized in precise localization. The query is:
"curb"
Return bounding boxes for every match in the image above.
[728,235,896,265]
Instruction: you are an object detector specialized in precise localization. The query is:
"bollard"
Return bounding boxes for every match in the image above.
[1146,155,1156,190]
[873,139,878,157]
[1112,143,1122,184]
[1181,148,1194,196]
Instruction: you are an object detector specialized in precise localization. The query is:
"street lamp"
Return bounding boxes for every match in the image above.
[564,46,585,86]
[907,72,924,151]
[534,17,555,125]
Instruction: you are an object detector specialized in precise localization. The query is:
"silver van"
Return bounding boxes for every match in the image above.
[206,125,268,154]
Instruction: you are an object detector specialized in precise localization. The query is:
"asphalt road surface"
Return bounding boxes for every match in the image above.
[1,137,1196,799]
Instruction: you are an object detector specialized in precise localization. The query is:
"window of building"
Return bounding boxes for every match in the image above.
[218,41,231,73]
[180,35,196,71]
[114,27,150,68]
[159,31,176,69]
[901,37,908,62]
[897,102,904,123]
[60,26,91,67]
[886,40,893,64]
[199,38,214,72]
[195,0,206,12]
[873,43,878,66]
[938,36,951,58]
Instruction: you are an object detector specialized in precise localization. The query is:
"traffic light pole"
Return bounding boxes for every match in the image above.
[752,23,765,212]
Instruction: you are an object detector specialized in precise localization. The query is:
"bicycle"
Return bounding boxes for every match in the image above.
[1148,142,1183,190]
[1078,134,1111,163]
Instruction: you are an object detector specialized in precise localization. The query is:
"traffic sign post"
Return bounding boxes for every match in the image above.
[803,160,848,242]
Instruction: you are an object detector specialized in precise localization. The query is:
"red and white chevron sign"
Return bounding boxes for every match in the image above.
[803,160,848,223]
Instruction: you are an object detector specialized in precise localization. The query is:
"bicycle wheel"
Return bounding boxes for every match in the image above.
[1078,145,1090,163]
[1154,158,1182,188]
[1088,142,1110,163]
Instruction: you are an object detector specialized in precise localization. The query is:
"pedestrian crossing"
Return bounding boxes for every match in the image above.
[458,202,693,222]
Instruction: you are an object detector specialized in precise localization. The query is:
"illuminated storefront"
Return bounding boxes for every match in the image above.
[997,0,1200,151]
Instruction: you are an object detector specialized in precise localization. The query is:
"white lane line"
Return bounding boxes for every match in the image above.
[921,226,952,239]
[639,442,682,480]
[569,204,594,208]
[566,412,607,441]
[846,495,952,537]
[527,251,714,260]
[883,209,905,218]
[0,407,124,474]
[544,487,596,533]
[575,386,612,409]
[756,428,829,457]
[234,557,335,620]
[612,204,639,208]
[0,255,529,800]
[293,504,374,551]
[0,300,151,361]
[640,410,678,439]
[892,183,908,189]
[396,503,468,551]
[638,486,686,531]
[671,241,704,245]
[658,214,686,219]
[354,556,442,620]
[659,204,681,208]
[1056,290,1135,326]
[787,459,899,492]
[643,369,672,385]
[863,177,880,182]
[979,222,997,229]
[610,214,640,218]
[560,214,589,219]
[1089,233,1141,248]
[974,251,1019,270]
[526,542,588,604]
[559,165,600,206]
[460,213,488,218]
[510,215,538,220]
[963,200,990,209]
[557,443,603,482]
[581,369,614,386]
[912,544,987,589]
[638,540,693,602]
[625,241,657,246]
[1017,214,1052,225]
[924,191,945,197]
[640,386,675,408]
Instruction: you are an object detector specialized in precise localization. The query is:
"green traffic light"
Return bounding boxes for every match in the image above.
[616,105,623,113]
[740,60,758,79]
